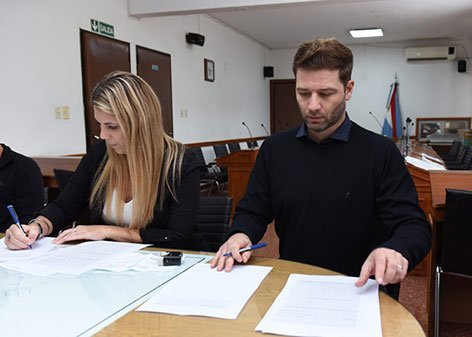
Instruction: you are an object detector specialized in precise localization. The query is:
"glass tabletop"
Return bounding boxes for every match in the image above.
[0,253,210,337]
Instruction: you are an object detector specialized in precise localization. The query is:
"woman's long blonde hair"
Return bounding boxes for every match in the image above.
[90,71,185,229]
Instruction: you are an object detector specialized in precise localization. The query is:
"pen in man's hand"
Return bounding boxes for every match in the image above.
[223,242,267,257]
[6,205,32,249]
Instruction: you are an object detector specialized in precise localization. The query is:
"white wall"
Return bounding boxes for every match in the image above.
[1,1,471,157]
[0,0,270,156]
[270,43,472,137]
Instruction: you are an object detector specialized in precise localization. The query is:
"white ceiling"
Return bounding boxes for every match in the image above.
[129,0,472,50]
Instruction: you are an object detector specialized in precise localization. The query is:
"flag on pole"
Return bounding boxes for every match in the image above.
[381,80,403,138]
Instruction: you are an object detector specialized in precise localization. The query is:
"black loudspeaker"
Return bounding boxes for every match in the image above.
[458,60,466,73]
[186,32,205,46]
[263,66,274,78]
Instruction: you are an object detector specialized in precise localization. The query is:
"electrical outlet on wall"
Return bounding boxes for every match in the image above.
[54,106,61,119]
[62,105,70,120]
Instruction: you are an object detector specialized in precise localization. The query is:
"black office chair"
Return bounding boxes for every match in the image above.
[188,147,227,193]
[443,143,467,166]
[195,196,233,252]
[439,140,461,162]
[213,144,229,158]
[228,142,241,153]
[445,145,472,170]
[434,188,472,337]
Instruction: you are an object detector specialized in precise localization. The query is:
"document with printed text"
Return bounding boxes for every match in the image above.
[137,263,272,319]
[0,240,149,276]
[256,274,381,337]
[0,236,57,261]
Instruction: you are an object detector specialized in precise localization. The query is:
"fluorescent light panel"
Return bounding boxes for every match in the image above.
[349,28,383,38]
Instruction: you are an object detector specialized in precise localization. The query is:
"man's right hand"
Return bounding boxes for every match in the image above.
[209,233,252,272]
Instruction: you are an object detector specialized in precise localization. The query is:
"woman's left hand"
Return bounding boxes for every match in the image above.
[52,225,110,244]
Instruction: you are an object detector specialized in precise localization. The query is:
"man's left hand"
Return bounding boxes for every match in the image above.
[355,247,408,288]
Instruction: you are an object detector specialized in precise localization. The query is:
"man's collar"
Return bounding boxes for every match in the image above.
[296,114,352,142]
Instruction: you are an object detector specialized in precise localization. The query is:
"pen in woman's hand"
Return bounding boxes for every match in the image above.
[6,205,32,249]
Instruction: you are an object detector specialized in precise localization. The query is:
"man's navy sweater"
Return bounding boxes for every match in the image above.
[229,121,432,277]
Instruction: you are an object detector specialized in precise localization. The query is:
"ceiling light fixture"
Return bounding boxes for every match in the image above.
[349,28,383,38]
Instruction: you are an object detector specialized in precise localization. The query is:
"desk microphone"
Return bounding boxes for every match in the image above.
[369,111,383,129]
[403,117,414,157]
[242,122,256,149]
[242,121,253,138]
[261,123,270,136]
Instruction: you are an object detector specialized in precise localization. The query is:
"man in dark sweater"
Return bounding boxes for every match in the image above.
[210,38,431,297]
[0,144,45,232]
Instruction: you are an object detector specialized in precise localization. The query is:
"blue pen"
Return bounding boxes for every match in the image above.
[6,205,32,249]
[223,242,267,257]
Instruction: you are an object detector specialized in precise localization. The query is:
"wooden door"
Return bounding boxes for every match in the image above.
[136,46,174,137]
[80,30,131,150]
[270,79,302,134]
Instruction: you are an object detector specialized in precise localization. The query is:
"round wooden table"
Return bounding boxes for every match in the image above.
[96,256,425,337]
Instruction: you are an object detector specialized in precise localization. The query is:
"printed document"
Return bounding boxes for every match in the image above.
[0,240,149,276]
[256,274,381,337]
[137,263,272,319]
[0,236,57,261]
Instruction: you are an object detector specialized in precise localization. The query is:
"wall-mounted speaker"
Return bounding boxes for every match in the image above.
[186,32,205,46]
[458,60,466,73]
[263,66,274,78]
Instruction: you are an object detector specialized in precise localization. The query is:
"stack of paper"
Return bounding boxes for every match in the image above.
[0,240,149,276]
[405,155,446,170]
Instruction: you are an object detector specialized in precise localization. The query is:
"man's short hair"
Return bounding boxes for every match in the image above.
[292,38,353,87]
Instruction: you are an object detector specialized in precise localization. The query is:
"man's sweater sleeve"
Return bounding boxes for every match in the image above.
[375,141,432,270]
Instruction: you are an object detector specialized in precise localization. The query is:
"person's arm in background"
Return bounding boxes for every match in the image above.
[16,158,46,224]
[356,140,432,287]
[4,142,106,249]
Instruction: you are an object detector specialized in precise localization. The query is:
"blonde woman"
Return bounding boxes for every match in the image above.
[5,71,208,250]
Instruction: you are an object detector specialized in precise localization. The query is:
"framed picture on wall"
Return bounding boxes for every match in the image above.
[416,117,471,142]
[204,58,215,82]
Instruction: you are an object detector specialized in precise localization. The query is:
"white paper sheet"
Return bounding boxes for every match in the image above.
[0,240,149,276]
[95,252,181,272]
[405,155,446,170]
[256,274,381,337]
[137,263,272,319]
[0,236,58,261]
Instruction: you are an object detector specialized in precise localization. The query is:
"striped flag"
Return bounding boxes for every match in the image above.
[381,81,403,138]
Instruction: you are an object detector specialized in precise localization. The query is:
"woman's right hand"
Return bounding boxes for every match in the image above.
[4,223,41,250]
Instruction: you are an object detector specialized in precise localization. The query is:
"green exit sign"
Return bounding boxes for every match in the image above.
[91,19,114,37]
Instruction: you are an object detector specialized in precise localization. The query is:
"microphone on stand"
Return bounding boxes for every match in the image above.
[369,111,383,129]
[403,117,414,157]
[261,124,270,136]
[369,111,387,137]
[242,122,256,149]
